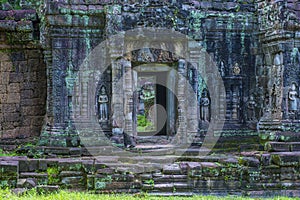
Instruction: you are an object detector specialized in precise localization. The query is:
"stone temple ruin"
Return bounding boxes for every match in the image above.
[1,0,300,197]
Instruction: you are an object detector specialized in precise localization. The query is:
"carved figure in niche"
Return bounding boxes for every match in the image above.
[288,82,298,117]
[138,90,145,115]
[257,87,265,118]
[264,91,271,114]
[246,95,256,121]
[98,86,109,121]
[271,84,279,112]
[200,89,210,122]
[233,63,241,75]
[291,48,300,65]
[219,61,225,77]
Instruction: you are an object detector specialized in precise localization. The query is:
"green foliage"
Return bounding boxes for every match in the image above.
[0,0,41,10]
[47,166,60,185]
[0,149,17,157]
[137,114,155,132]
[0,0,8,4]
[144,179,154,187]
[0,189,299,200]
[137,115,151,127]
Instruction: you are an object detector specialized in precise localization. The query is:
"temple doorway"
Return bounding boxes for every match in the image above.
[134,64,178,137]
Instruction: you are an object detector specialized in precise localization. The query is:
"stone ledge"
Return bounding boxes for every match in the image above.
[0,10,37,21]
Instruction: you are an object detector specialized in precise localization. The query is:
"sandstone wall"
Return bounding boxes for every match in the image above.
[0,10,46,140]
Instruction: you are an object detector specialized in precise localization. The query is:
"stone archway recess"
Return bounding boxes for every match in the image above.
[71,28,225,161]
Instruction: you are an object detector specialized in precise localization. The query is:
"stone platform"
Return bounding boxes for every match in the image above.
[1,140,300,197]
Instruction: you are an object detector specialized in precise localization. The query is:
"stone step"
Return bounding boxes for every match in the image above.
[266,142,300,152]
[176,147,211,156]
[270,152,300,167]
[147,192,195,196]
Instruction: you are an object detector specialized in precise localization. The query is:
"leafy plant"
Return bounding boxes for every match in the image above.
[0,149,17,157]
[47,166,60,185]
[144,179,154,187]
[137,115,149,127]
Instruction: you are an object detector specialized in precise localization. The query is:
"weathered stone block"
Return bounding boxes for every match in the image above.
[266,142,290,152]
[27,59,41,71]
[19,159,38,172]
[193,180,209,189]
[16,21,33,32]
[0,94,7,103]
[3,113,20,122]
[0,53,10,62]
[7,93,20,104]
[1,62,13,72]
[225,181,241,190]
[201,162,220,177]
[0,85,6,94]
[60,171,83,177]
[209,180,227,190]
[22,106,45,116]
[49,139,68,147]
[61,176,85,188]
[31,117,44,126]
[1,104,17,113]
[17,178,37,189]
[0,161,18,177]
[163,164,181,175]
[0,72,9,85]
[8,83,20,92]
[280,167,299,181]
[2,122,15,129]
[271,153,300,167]
[187,162,202,178]
[58,160,82,171]
[290,143,300,152]
[20,98,43,106]
[239,157,260,167]
[0,20,16,31]
[25,50,41,59]
[96,168,115,175]
[38,160,48,171]
[69,148,82,156]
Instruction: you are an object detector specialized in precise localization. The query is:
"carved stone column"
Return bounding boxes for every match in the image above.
[176,59,188,144]
[123,60,135,141]
[39,0,106,147]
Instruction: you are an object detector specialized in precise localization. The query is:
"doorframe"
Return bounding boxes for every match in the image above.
[133,64,178,137]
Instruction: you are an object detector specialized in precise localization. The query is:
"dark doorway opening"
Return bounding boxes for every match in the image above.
[136,70,177,137]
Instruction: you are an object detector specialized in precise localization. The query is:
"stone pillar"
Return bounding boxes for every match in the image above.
[176,59,188,144]
[187,67,199,144]
[258,51,284,131]
[39,0,106,147]
[123,60,135,139]
[167,69,177,136]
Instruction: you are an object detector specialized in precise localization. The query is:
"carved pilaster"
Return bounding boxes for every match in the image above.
[177,59,188,144]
